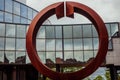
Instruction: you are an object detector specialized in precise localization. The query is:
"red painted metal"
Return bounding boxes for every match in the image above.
[26,1,108,80]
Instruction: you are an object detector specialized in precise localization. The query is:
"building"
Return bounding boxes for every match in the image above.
[0,0,120,80]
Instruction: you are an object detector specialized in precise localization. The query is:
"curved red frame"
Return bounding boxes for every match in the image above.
[26,1,108,80]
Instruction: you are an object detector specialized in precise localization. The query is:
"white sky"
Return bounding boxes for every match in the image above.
[27,0,120,24]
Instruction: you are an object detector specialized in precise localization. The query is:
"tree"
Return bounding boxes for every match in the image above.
[94,75,103,80]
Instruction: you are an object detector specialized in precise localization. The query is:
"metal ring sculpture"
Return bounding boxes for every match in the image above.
[26,1,108,80]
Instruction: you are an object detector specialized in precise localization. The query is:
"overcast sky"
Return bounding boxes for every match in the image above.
[27,0,120,24]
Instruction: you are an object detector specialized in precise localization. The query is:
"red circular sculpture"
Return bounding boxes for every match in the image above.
[26,1,108,80]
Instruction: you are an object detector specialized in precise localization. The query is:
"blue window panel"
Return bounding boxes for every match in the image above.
[21,4,27,18]
[0,0,4,10]
[21,17,27,24]
[14,2,20,15]
[5,13,12,23]
[0,11,4,22]
[5,0,12,13]
[28,8,32,20]
[14,15,20,23]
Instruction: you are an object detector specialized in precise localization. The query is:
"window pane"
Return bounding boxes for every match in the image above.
[111,24,118,36]
[74,39,83,50]
[63,26,72,38]
[14,15,20,23]
[17,25,26,38]
[55,26,62,38]
[36,39,45,51]
[28,8,32,20]
[83,38,93,50]
[0,51,4,63]
[5,0,12,13]
[6,24,15,37]
[16,51,26,63]
[14,2,20,15]
[26,53,31,63]
[64,51,73,61]
[73,25,82,38]
[0,23,5,36]
[93,38,99,50]
[37,26,45,38]
[33,11,37,19]
[64,39,73,50]
[56,39,62,51]
[83,25,92,37]
[38,52,46,63]
[84,51,94,62]
[0,0,4,10]
[46,52,55,63]
[21,4,27,18]
[21,17,27,24]
[16,39,25,50]
[106,24,111,37]
[5,38,15,50]
[0,11,4,22]
[56,52,63,59]
[92,25,98,37]
[46,26,55,38]
[0,38,4,50]
[5,13,12,22]
[74,51,84,62]
[5,51,15,63]
[46,39,55,51]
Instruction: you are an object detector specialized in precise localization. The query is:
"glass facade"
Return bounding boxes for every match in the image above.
[0,22,119,64]
[0,0,38,24]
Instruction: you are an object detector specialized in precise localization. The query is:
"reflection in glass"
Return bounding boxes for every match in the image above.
[21,17,27,24]
[5,51,15,63]
[21,4,27,18]
[0,23,5,36]
[0,38,4,50]
[93,38,99,50]
[74,51,84,62]
[28,8,33,20]
[73,25,82,38]
[0,0,4,10]
[6,24,15,37]
[84,51,94,62]
[5,38,15,50]
[63,26,72,38]
[46,52,55,63]
[46,39,55,51]
[33,11,38,19]
[74,39,83,50]
[5,13,12,22]
[37,26,45,38]
[26,53,31,64]
[83,38,93,50]
[92,25,98,37]
[64,51,73,61]
[111,24,118,36]
[16,51,25,63]
[0,11,4,22]
[17,25,26,38]
[0,51,4,63]
[16,39,25,50]
[5,0,12,13]
[56,39,62,51]
[55,26,62,38]
[83,25,92,37]
[56,52,63,59]
[14,15,20,23]
[36,39,45,51]
[106,24,111,37]
[46,26,55,38]
[38,52,46,63]
[14,2,20,15]
[64,39,73,50]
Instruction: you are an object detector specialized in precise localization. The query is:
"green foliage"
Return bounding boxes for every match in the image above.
[93,75,103,80]
[105,70,111,80]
